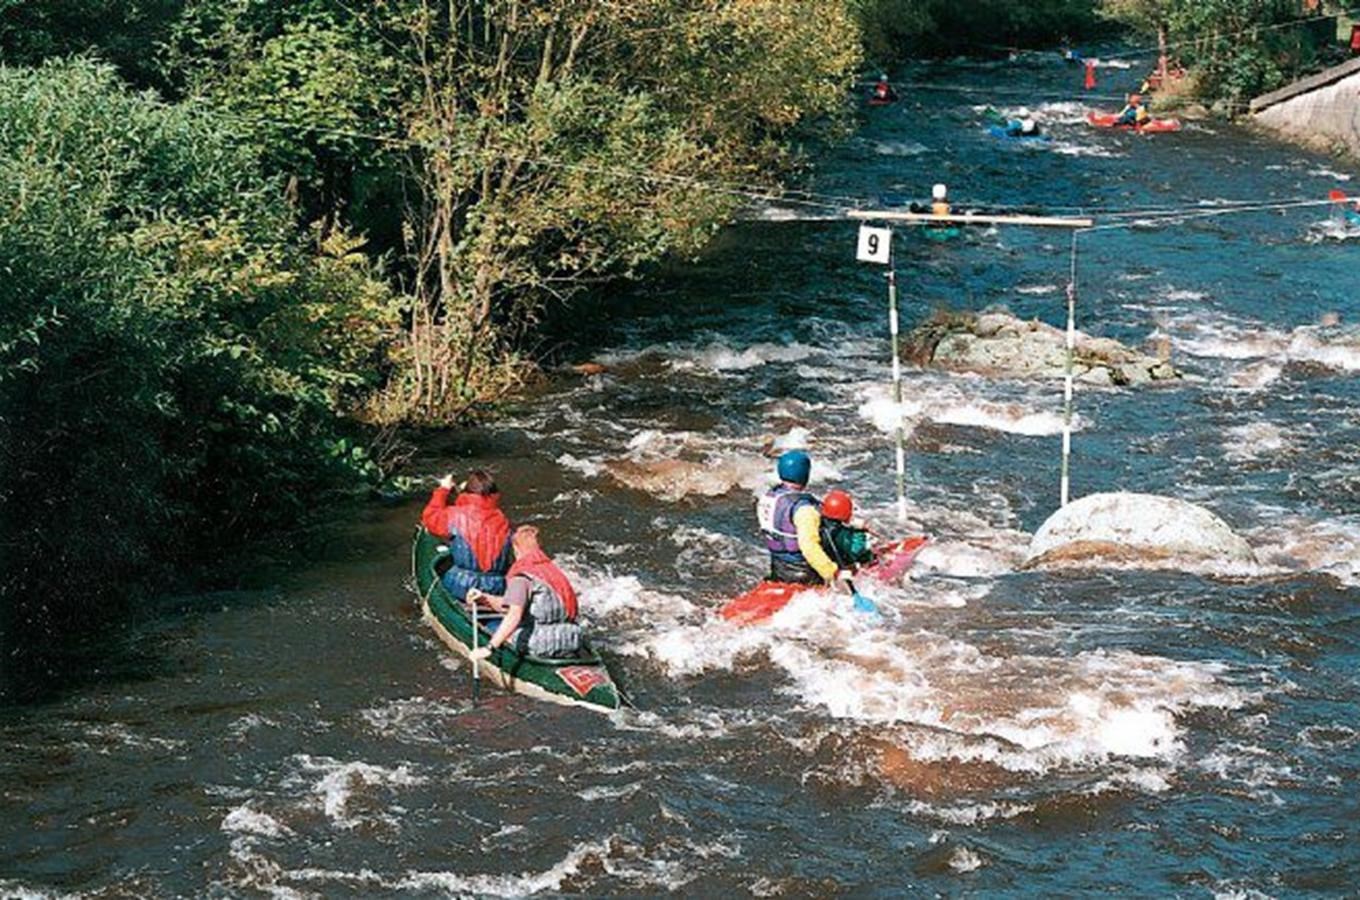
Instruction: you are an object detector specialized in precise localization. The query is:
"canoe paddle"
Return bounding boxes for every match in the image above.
[468,591,481,707]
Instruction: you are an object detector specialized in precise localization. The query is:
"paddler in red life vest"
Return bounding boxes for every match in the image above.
[758,451,852,591]
[467,526,582,660]
[872,74,898,103]
[421,469,513,602]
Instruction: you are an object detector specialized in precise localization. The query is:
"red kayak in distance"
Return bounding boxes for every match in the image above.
[1086,111,1182,134]
[719,536,929,626]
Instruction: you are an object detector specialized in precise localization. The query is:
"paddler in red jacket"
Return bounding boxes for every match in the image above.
[468,526,582,660]
[421,469,514,601]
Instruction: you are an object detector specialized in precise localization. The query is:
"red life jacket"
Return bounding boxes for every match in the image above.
[445,493,511,572]
[507,550,578,620]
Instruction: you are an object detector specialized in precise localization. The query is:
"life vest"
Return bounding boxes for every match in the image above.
[506,550,578,621]
[442,493,513,600]
[758,484,817,562]
[932,200,950,217]
[820,520,874,569]
[1135,105,1150,124]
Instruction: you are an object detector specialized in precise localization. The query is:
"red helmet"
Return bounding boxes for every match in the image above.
[822,490,853,522]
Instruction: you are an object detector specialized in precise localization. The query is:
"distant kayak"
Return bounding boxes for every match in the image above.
[720,536,929,626]
[1086,111,1182,134]
[866,96,896,107]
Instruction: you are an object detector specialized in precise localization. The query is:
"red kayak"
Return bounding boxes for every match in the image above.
[1086,111,1182,134]
[720,536,929,625]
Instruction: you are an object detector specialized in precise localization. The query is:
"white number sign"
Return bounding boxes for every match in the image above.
[856,225,892,264]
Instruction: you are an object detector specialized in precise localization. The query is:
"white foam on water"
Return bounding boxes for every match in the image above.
[0,882,77,900]
[1223,422,1292,462]
[900,798,1033,826]
[948,846,985,873]
[557,453,603,478]
[1309,166,1353,181]
[1245,512,1360,586]
[1198,743,1292,806]
[1166,314,1360,373]
[289,755,425,829]
[1016,284,1058,295]
[626,579,1247,777]
[222,805,292,838]
[1228,361,1282,391]
[859,383,1076,438]
[1309,217,1360,242]
[576,782,644,801]
[279,833,737,895]
[1053,142,1127,159]
[670,341,815,373]
[873,139,930,156]
[359,696,469,746]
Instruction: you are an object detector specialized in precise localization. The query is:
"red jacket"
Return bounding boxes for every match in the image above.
[421,488,511,573]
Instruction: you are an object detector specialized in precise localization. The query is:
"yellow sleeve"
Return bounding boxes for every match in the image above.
[793,505,838,583]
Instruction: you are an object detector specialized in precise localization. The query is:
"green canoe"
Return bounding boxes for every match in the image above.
[411,528,622,713]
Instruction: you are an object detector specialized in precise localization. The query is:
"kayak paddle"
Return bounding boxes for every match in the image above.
[846,578,881,616]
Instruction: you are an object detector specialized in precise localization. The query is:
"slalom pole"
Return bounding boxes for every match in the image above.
[887,255,907,524]
[1060,231,1079,507]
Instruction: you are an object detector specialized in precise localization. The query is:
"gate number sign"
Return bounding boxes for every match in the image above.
[856,225,892,264]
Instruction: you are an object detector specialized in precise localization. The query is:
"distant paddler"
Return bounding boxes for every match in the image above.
[931,183,951,217]
[868,73,899,106]
[1113,93,1150,129]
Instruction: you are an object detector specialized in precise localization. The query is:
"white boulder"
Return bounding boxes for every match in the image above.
[1025,492,1257,572]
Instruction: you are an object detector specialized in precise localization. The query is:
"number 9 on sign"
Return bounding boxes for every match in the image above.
[856,225,892,265]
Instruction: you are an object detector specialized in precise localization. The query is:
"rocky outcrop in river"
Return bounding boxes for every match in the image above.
[905,309,1180,386]
[1024,492,1258,574]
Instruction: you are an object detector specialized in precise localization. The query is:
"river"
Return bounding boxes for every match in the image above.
[3,54,1359,897]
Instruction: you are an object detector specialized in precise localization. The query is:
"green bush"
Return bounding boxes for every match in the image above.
[0,59,398,613]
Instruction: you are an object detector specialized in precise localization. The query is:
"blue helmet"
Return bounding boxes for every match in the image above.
[777,450,811,486]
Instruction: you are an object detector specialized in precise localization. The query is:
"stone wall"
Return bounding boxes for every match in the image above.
[1251,58,1360,158]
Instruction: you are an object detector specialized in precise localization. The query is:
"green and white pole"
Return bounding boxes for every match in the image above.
[1060,231,1078,508]
[888,263,907,523]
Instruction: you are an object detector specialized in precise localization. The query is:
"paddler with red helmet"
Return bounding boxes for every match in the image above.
[819,489,876,571]
[468,525,582,660]
[421,469,513,601]
[758,451,851,590]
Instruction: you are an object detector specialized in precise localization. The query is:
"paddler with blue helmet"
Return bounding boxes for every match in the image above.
[758,451,851,590]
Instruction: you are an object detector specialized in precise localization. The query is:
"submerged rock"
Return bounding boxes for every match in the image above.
[905,309,1181,385]
[1024,492,1257,573]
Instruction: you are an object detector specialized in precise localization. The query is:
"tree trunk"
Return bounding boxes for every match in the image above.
[1157,22,1169,84]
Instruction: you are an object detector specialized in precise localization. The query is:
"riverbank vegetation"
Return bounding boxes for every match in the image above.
[1,1,861,614]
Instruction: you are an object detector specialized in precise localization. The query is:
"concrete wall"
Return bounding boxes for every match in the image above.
[1251,59,1360,158]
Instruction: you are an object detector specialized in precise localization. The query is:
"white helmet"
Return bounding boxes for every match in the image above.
[1021,118,1037,133]
[932,183,948,201]
[1017,107,1031,118]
